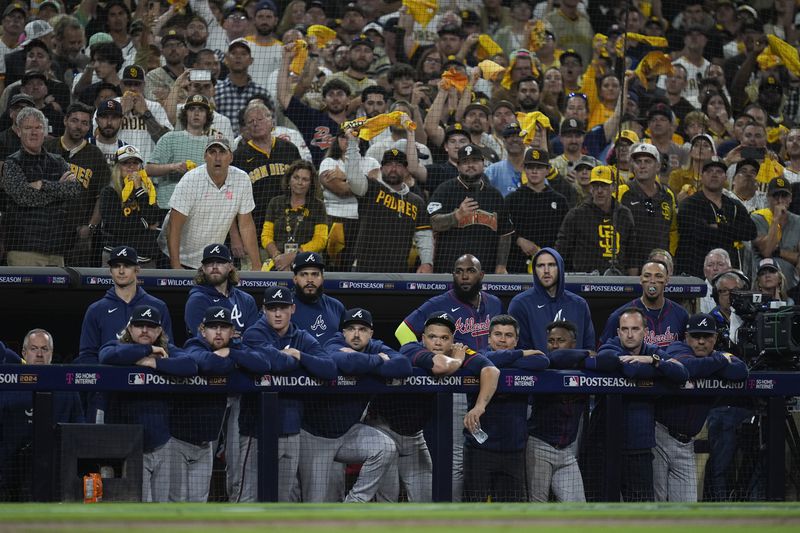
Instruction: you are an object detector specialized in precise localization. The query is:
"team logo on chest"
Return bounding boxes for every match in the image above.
[311,314,327,331]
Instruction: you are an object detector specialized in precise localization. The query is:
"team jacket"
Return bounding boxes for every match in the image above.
[595,338,688,449]
[240,320,337,436]
[656,342,748,438]
[1,342,21,363]
[176,337,268,445]
[528,348,592,449]
[99,341,197,452]
[403,290,503,351]
[600,298,689,348]
[473,349,549,452]
[184,283,260,338]
[77,287,174,364]
[292,293,346,347]
[299,334,413,439]
[508,248,595,351]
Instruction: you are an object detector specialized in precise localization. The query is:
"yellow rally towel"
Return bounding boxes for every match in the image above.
[441,67,468,92]
[477,34,503,61]
[634,51,674,86]
[517,111,551,144]
[594,33,610,58]
[768,124,789,145]
[626,32,668,48]
[121,170,156,206]
[307,25,337,48]
[758,49,782,71]
[477,59,506,81]
[290,39,308,75]
[186,160,197,171]
[327,222,345,258]
[357,111,416,141]
[403,0,437,27]
[501,52,539,89]
[752,208,782,240]
[528,20,547,52]
[767,34,800,78]
[757,156,785,188]
[167,0,188,14]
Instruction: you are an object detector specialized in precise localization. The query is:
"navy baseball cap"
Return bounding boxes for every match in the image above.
[129,305,162,326]
[107,245,138,266]
[457,144,483,163]
[292,251,325,273]
[381,148,408,166]
[263,286,294,306]
[702,157,727,173]
[202,243,232,264]
[202,306,233,326]
[501,122,522,137]
[342,308,373,329]
[254,0,278,14]
[685,313,717,335]
[424,312,456,332]
[97,99,123,117]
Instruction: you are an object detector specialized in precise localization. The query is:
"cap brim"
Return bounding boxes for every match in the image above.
[205,141,231,152]
[342,319,373,329]
[424,318,455,331]
[687,328,717,334]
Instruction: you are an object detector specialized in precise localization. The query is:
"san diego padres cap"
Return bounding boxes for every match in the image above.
[115,144,143,163]
[381,148,408,166]
[524,148,550,166]
[767,176,791,196]
[97,99,123,117]
[122,65,145,82]
[590,165,615,185]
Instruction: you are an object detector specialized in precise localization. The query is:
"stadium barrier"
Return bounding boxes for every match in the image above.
[1,364,796,503]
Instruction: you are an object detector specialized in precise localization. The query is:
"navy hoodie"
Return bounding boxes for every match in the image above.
[240,319,337,436]
[99,340,197,452]
[656,342,748,438]
[508,247,595,351]
[300,333,413,438]
[1,342,21,363]
[291,293,346,347]
[184,283,260,338]
[595,338,688,449]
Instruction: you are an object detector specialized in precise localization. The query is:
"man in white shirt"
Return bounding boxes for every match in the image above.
[166,136,260,270]
[111,65,171,162]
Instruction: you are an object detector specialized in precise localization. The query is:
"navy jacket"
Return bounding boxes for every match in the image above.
[508,248,595,351]
[291,293,346,346]
[99,341,196,452]
[184,283,260,338]
[240,319,337,436]
[1,342,21,363]
[600,297,689,348]
[656,342,748,438]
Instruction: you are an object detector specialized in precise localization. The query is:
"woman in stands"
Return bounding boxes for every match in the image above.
[98,145,163,267]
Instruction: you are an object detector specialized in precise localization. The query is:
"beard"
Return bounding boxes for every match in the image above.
[454,281,481,302]
[295,284,323,304]
[519,97,539,111]
[186,34,207,47]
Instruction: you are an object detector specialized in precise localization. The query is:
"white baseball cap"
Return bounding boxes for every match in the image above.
[630,142,660,161]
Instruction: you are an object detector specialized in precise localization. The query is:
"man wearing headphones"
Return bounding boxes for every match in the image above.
[708,269,749,355]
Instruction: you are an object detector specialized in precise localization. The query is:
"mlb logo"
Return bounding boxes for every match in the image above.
[158,279,168,286]
[409,283,416,289]
[340,282,350,289]
[582,285,591,291]
[564,376,580,387]
[257,375,272,386]
[89,277,97,284]
[128,373,145,385]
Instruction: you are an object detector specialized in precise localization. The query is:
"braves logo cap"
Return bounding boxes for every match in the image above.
[685,313,717,335]
[424,312,456,332]
[107,245,139,266]
[264,286,294,306]
[342,308,373,329]
[202,306,233,326]
[202,243,233,264]
[130,305,162,326]
[292,251,325,273]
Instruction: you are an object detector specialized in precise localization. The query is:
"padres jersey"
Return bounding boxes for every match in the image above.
[618,181,677,265]
[232,138,300,231]
[354,179,430,272]
[103,98,171,162]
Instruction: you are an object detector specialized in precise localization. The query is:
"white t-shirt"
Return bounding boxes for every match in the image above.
[167,164,255,268]
[246,38,283,81]
[319,156,380,219]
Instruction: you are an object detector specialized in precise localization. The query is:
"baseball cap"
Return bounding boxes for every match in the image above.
[363,22,384,37]
[88,32,113,48]
[185,94,212,111]
[690,133,716,150]
[424,311,456,332]
[491,100,516,115]
[559,49,582,65]
[202,306,233,326]
[350,33,375,49]
[39,0,63,13]
[560,118,586,135]
[161,30,185,46]
[685,313,718,335]
[115,145,144,163]
[630,142,660,160]
[590,165,615,185]
[736,5,759,20]
[130,305,162,326]
[607,23,623,37]
[647,102,673,121]
[760,76,781,92]
[460,10,480,25]
[263,285,294,306]
[438,23,462,37]
[702,157,727,173]
[767,176,792,196]
[225,4,250,19]
[21,70,46,84]
[342,308,373,329]
[107,245,139,265]
[444,122,468,142]
[9,93,34,109]
[457,144,484,163]
[254,0,278,14]
[464,100,490,117]
[501,122,522,137]
[736,159,760,174]
[2,3,26,18]
[381,148,408,166]
[617,130,640,145]
[21,20,53,47]
[523,148,550,166]
[228,38,252,55]
[202,243,233,264]
[574,155,599,170]
[205,136,232,153]
[757,257,780,274]
[292,251,325,273]
[122,65,145,83]
[98,99,123,117]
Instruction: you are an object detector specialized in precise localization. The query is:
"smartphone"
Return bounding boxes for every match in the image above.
[190,69,212,82]
[741,146,766,160]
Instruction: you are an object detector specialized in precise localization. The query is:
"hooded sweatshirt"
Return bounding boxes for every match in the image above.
[184,283,260,338]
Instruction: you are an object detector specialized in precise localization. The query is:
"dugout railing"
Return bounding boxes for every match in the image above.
[2,364,797,503]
